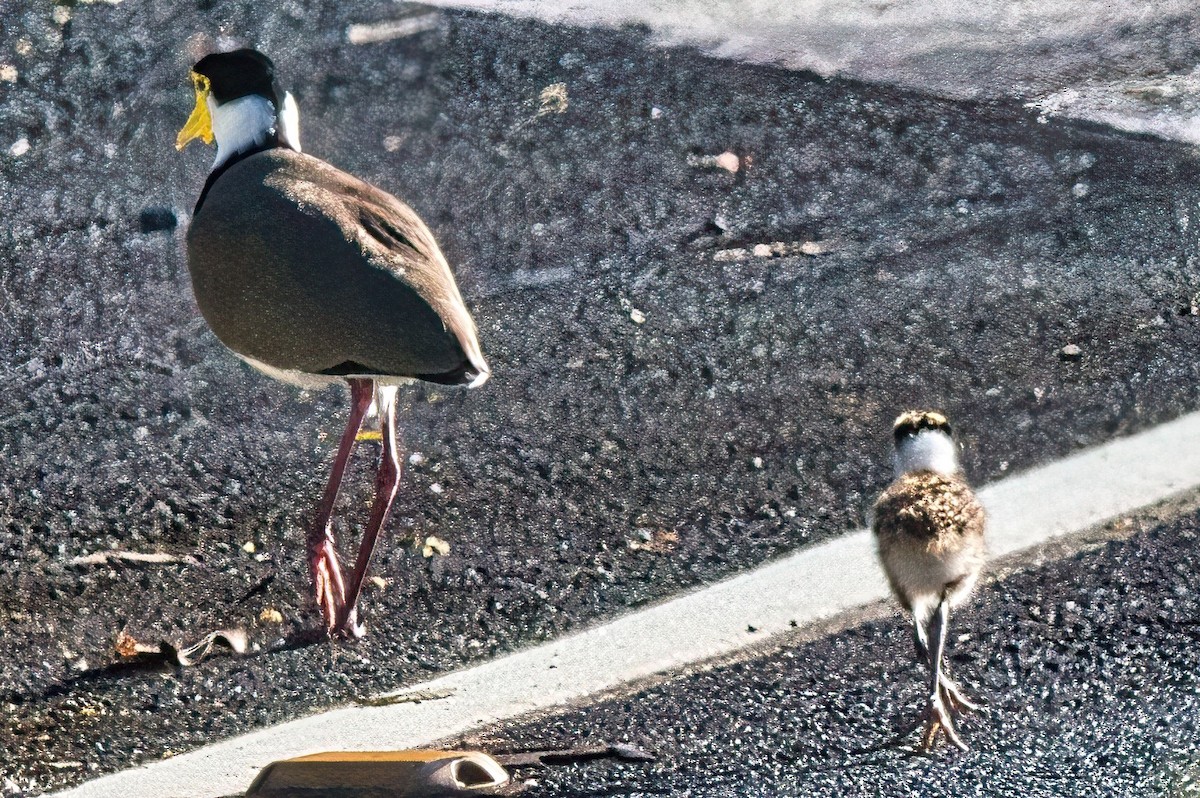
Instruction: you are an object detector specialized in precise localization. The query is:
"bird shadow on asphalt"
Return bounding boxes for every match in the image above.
[840,720,927,762]
[792,714,961,772]
[28,626,333,703]
[518,783,671,798]
[537,790,672,797]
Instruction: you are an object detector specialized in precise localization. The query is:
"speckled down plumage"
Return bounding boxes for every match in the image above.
[872,471,986,613]
[186,148,487,382]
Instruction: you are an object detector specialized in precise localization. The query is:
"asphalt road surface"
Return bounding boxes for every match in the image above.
[2,1,1200,794]
[463,495,1200,797]
[427,0,1200,108]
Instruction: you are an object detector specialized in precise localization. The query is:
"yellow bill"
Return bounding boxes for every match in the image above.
[175,71,214,150]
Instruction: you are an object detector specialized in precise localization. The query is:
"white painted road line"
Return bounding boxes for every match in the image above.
[51,410,1200,798]
[419,1,1198,114]
[416,1,1200,145]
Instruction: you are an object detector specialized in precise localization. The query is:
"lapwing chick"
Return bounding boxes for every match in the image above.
[872,410,985,751]
[176,49,489,638]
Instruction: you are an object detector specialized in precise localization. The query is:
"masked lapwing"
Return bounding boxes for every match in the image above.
[176,49,489,638]
[872,410,985,751]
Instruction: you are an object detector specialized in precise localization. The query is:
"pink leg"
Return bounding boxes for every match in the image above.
[336,386,402,636]
[309,378,374,635]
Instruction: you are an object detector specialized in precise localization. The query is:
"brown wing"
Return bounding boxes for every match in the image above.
[186,149,488,383]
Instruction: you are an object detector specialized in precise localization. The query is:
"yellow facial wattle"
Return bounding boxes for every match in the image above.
[175,71,214,151]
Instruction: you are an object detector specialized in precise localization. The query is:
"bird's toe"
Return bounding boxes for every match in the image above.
[919,695,969,753]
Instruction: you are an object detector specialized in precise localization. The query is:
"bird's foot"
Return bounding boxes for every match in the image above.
[334,605,366,640]
[919,692,968,753]
[940,675,984,716]
[310,539,369,639]
[310,537,349,636]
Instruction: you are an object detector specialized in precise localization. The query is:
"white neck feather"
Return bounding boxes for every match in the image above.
[894,430,960,478]
[277,91,301,151]
[208,91,302,169]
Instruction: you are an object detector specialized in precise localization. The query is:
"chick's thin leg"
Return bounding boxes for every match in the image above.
[919,598,968,752]
[916,601,982,716]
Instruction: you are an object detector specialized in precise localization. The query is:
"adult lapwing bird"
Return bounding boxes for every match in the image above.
[176,49,489,638]
[872,410,985,751]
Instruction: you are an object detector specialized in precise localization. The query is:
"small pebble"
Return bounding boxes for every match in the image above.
[1060,344,1082,359]
[9,138,30,157]
[629,308,646,324]
[422,535,450,557]
[538,83,568,115]
[714,248,749,262]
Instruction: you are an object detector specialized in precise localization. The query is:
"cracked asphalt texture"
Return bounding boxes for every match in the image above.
[465,499,1200,797]
[2,1,1200,793]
